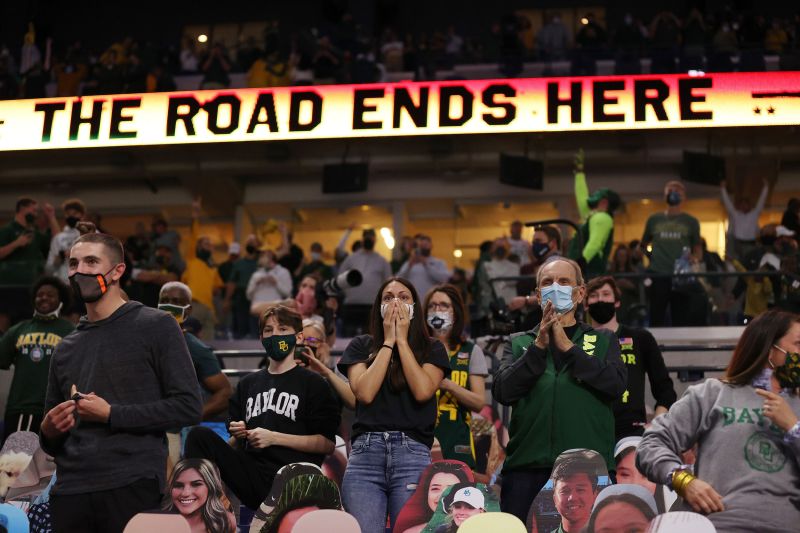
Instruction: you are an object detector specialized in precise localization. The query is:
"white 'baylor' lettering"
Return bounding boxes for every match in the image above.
[245,387,299,422]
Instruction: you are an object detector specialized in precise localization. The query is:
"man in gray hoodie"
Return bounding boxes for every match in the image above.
[40,232,202,533]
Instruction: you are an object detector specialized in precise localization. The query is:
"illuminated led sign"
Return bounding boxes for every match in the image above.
[0,72,797,151]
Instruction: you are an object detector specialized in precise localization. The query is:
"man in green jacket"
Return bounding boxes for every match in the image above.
[567,150,621,278]
[492,258,626,523]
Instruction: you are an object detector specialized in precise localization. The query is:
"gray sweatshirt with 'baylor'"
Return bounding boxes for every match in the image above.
[637,378,800,533]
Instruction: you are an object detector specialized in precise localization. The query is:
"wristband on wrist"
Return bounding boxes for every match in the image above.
[671,469,696,498]
[381,344,394,352]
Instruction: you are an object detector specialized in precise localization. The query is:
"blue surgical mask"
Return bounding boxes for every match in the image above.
[540,282,575,313]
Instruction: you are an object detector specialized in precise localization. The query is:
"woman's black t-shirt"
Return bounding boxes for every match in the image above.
[337,334,451,448]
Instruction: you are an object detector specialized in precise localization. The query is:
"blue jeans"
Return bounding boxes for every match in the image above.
[342,432,431,533]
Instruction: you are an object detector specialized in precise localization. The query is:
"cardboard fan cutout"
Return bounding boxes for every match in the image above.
[526,448,610,533]
[393,460,474,533]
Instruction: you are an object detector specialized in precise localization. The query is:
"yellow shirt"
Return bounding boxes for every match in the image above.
[182,219,224,310]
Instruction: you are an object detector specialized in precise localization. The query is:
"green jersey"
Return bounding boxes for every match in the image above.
[0,316,75,415]
[642,212,701,274]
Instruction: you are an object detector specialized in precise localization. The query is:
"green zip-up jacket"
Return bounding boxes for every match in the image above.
[568,170,614,277]
[492,322,625,472]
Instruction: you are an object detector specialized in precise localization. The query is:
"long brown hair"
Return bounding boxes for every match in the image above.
[724,310,800,386]
[367,277,432,392]
[423,284,467,349]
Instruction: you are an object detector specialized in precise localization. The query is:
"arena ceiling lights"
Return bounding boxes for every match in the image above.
[0,71,798,151]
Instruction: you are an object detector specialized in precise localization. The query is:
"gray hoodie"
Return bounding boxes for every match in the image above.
[42,301,202,495]
[637,379,800,533]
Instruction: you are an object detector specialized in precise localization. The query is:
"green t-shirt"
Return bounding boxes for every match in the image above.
[642,212,701,274]
[0,220,49,285]
[0,316,75,415]
[184,332,226,421]
[228,257,258,290]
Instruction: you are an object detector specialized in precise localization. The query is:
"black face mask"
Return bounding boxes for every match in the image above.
[494,248,507,260]
[532,242,550,259]
[363,239,375,251]
[588,301,616,324]
[419,248,431,257]
[246,245,258,256]
[196,249,211,262]
[156,255,168,266]
[24,213,36,225]
[66,216,80,228]
[760,235,776,247]
[666,191,682,206]
[69,267,116,304]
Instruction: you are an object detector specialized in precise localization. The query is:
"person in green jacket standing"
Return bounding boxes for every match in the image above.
[492,257,626,524]
[568,149,621,279]
[0,276,75,442]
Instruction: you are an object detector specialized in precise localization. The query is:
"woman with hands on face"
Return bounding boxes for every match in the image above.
[184,305,340,511]
[337,277,451,533]
[637,309,800,532]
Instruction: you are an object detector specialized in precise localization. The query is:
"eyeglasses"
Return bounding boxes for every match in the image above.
[427,302,452,311]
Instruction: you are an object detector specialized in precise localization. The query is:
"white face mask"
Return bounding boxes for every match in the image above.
[34,302,62,320]
[427,311,453,331]
[380,299,414,320]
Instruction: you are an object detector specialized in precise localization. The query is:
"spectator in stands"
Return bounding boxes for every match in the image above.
[613,13,645,74]
[391,235,415,274]
[276,223,305,281]
[649,10,682,73]
[338,228,392,337]
[426,284,487,468]
[46,199,87,283]
[181,199,225,341]
[237,36,262,72]
[200,43,231,90]
[248,50,293,88]
[297,317,355,409]
[157,282,232,443]
[0,56,18,99]
[180,37,200,73]
[536,13,570,68]
[584,276,676,441]
[163,458,236,533]
[498,13,524,77]
[218,243,239,285]
[568,150,620,278]
[125,221,151,265]
[185,305,339,510]
[507,220,531,266]
[124,51,147,92]
[710,20,740,72]
[298,242,333,282]
[381,29,404,72]
[0,276,74,441]
[224,235,260,339]
[0,198,59,321]
[92,49,125,95]
[608,245,640,324]
[682,8,708,71]
[641,180,701,327]
[247,250,293,317]
[483,238,519,307]
[337,277,449,532]
[397,234,450,303]
[151,216,184,273]
[444,25,464,67]
[492,258,625,523]
[765,18,789,54]
[721,179,769,262]
[145,62,176,92]
[739,14,768,71]
[130,244,180,308]
[508,224,563,319]
[781,198,800,239]
[312,36,341,85]
[42,230,201,533]
[637,309,800,532]
[573,12,607,75]
[21,59,47,99]
[54,53,88,97]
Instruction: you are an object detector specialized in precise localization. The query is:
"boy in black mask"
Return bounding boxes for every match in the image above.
[584,275,676,441]
[185,305,340,509]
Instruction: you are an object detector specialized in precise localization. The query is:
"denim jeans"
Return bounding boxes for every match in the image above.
[342,432,431,533]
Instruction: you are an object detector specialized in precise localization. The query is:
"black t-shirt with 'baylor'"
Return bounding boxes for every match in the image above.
[229,365,340,475]
[338,335,451,448]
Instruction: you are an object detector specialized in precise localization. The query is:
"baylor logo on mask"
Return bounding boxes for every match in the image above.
[278,340,289,352]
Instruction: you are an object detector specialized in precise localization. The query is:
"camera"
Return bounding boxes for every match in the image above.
[323,269,362,297]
